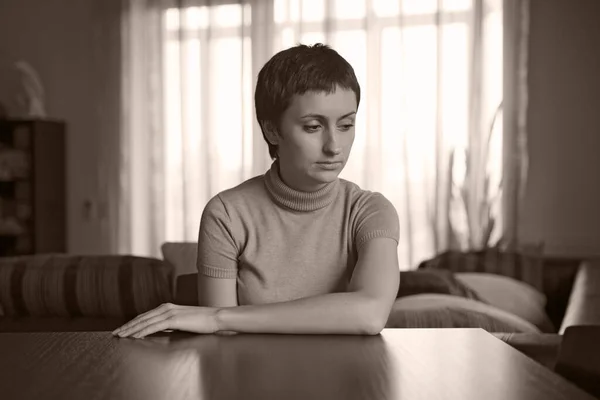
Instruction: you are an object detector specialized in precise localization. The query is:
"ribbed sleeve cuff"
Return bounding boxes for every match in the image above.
[199,265,238,279]
[356,230,399,250]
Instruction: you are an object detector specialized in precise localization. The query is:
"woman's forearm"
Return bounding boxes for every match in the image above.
[214,292,387,335]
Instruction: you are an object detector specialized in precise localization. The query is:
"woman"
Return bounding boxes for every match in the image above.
[113,43,400,338]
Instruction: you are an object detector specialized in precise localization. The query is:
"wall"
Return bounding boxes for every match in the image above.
[521,0,600,257]
[0,0,121,254]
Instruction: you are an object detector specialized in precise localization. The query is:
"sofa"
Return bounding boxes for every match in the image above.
[0,247,599,372]
[493,259,600,369]
[408,250,600,370]
[0,254,174,332]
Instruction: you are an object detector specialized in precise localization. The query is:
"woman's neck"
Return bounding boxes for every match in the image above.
[264,159,340,212]
[277,160,328,193]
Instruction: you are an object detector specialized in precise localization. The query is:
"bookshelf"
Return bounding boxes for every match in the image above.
[0,119,66,256]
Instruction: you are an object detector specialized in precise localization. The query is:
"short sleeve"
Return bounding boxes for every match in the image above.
[197,195,239,279]
[354,193,400,250]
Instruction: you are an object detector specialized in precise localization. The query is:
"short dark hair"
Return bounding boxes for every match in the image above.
[254,43,361,159]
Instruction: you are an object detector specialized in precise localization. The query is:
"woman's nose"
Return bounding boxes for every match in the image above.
[323,135,342,155]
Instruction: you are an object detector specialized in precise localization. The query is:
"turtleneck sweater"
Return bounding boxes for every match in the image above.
[197,161,400,306]
[263,160,340,212]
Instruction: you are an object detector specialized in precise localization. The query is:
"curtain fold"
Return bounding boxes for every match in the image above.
[120,0,165,255]
[119,0,518,270]
[502,0,530,249]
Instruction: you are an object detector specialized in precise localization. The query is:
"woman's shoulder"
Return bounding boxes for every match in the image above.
[338,178,394,209]
[205,174,269,212]
[338,179,400,244]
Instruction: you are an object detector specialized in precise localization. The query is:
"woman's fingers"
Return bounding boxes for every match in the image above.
[117,311,174,337]
[132,319,173,339]
[113,306,218,339]
[112,303,176,335]
[112,306,158,334]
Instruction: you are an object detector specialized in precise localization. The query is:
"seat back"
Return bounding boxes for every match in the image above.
[554,325,600,398]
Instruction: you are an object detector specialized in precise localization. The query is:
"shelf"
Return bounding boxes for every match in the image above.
[0,119,66,255]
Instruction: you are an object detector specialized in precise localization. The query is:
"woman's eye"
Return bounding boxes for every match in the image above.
[303,125,321,133]
[339,124,355,131]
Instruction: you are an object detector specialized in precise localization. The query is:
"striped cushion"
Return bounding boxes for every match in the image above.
[418,249,544,292]
[0,254,173,318]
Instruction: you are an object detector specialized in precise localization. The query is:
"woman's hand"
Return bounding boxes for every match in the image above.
[112,303,220,339]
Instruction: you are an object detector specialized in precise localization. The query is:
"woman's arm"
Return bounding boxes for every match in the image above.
[113,237,400,338]
[112,237,399,338]
[215,237,399,335]
[198,274,238,308]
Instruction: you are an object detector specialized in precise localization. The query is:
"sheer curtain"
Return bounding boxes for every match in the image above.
[120,0,512,270]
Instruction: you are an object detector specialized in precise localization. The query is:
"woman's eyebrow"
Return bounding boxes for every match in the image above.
[300,111,356,120]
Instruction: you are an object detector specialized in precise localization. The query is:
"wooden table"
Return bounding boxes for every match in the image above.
[0,328,594,400]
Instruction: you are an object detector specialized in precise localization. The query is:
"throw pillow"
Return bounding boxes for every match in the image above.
[386,294,541,333]
[397,270,483,301]
[0,254,173,318]
[455,273,555,333]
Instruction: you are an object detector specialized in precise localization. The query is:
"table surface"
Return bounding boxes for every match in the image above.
[0,328,594,400]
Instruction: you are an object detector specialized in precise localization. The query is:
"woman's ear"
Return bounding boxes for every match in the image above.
[263,121,279,145]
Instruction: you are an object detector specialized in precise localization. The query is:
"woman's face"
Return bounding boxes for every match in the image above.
[273,86,357,192]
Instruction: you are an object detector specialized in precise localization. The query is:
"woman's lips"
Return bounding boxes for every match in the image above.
[316,162,342,170]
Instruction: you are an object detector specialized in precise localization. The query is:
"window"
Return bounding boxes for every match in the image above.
[162,3,253,240]
[160,0,503,268]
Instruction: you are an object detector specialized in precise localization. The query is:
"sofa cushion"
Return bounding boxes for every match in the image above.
[0,254,173,318]
[455,273,555,333]
[161,242,197,277]
[398,270,483,301]
[386,294,541,333]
